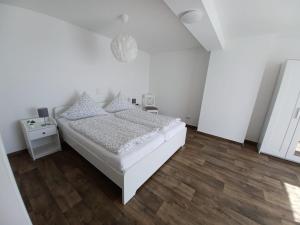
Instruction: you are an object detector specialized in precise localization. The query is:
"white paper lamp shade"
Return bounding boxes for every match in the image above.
[111,34,138,63]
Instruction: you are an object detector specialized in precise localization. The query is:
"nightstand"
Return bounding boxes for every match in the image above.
[20,117,61,160]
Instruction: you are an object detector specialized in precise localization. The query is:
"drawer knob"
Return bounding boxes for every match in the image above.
[42,132,46,134]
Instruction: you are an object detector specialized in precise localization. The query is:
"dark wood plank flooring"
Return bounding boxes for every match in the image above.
[9,128,300,225]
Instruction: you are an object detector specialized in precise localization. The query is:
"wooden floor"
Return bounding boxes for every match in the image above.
[9,128,300,225]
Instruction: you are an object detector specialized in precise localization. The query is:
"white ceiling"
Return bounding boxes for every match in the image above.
[214,0,300,40]
[0,0,201,53]
[164,0,225,51]
[1,0,300,53]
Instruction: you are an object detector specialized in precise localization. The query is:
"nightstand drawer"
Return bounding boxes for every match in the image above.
[28,126,57,140]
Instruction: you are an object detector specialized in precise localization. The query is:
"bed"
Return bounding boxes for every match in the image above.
[54,104,187,204]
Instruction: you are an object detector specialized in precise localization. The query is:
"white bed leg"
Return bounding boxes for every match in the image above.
[122,187,136,204]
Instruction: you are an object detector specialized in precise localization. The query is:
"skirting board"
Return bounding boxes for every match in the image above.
[197,131,258,150]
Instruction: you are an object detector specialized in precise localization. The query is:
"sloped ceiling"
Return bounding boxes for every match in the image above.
[0,0,202,53]
[1,0,300,53]
[213,0,300,40]
[164,0,225,51]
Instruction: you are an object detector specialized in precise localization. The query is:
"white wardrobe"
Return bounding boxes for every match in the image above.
[259,60,300,163]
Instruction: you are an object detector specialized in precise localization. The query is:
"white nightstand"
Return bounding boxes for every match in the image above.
[20,117,61,160]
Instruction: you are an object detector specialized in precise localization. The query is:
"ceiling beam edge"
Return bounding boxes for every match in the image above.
[201,0,225,50]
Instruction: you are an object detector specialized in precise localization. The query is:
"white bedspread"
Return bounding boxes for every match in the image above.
[115,109,180,131]
[69,115,158,154]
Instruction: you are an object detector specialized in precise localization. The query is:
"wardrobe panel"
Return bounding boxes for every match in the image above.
[286,118,300,163]
[259,60,300,159]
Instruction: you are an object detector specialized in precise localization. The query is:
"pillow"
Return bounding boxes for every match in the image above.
[61,93,107,120]
[104,94,135,113]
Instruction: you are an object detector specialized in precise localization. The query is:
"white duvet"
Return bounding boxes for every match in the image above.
[69,115,158,154]
[115,109,180,131]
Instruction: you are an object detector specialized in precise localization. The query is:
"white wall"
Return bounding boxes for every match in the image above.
[0,4,150,153]
[198,34,300,143]
[198,36,271,143]
[246,35,300,142]
[149,48,210,126]
[0,135,32,225]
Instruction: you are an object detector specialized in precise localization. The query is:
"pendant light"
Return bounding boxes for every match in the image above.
[111,14,138,63]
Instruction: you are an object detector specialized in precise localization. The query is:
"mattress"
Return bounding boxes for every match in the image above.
[57,117,164,172]
[162,121,186,141]
[112,110,186,141]
[57,116,186,173]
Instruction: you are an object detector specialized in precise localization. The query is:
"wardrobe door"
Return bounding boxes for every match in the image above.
[259,60,300,158]
[279,93,300,157]
[285,102,300,163]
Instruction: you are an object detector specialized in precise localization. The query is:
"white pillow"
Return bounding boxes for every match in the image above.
[61,93,107,120]
[104,94,135,113]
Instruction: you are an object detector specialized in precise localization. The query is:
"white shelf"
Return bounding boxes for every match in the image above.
[33,142,60,159]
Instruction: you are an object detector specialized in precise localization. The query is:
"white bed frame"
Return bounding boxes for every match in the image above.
[53,104,187,204]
